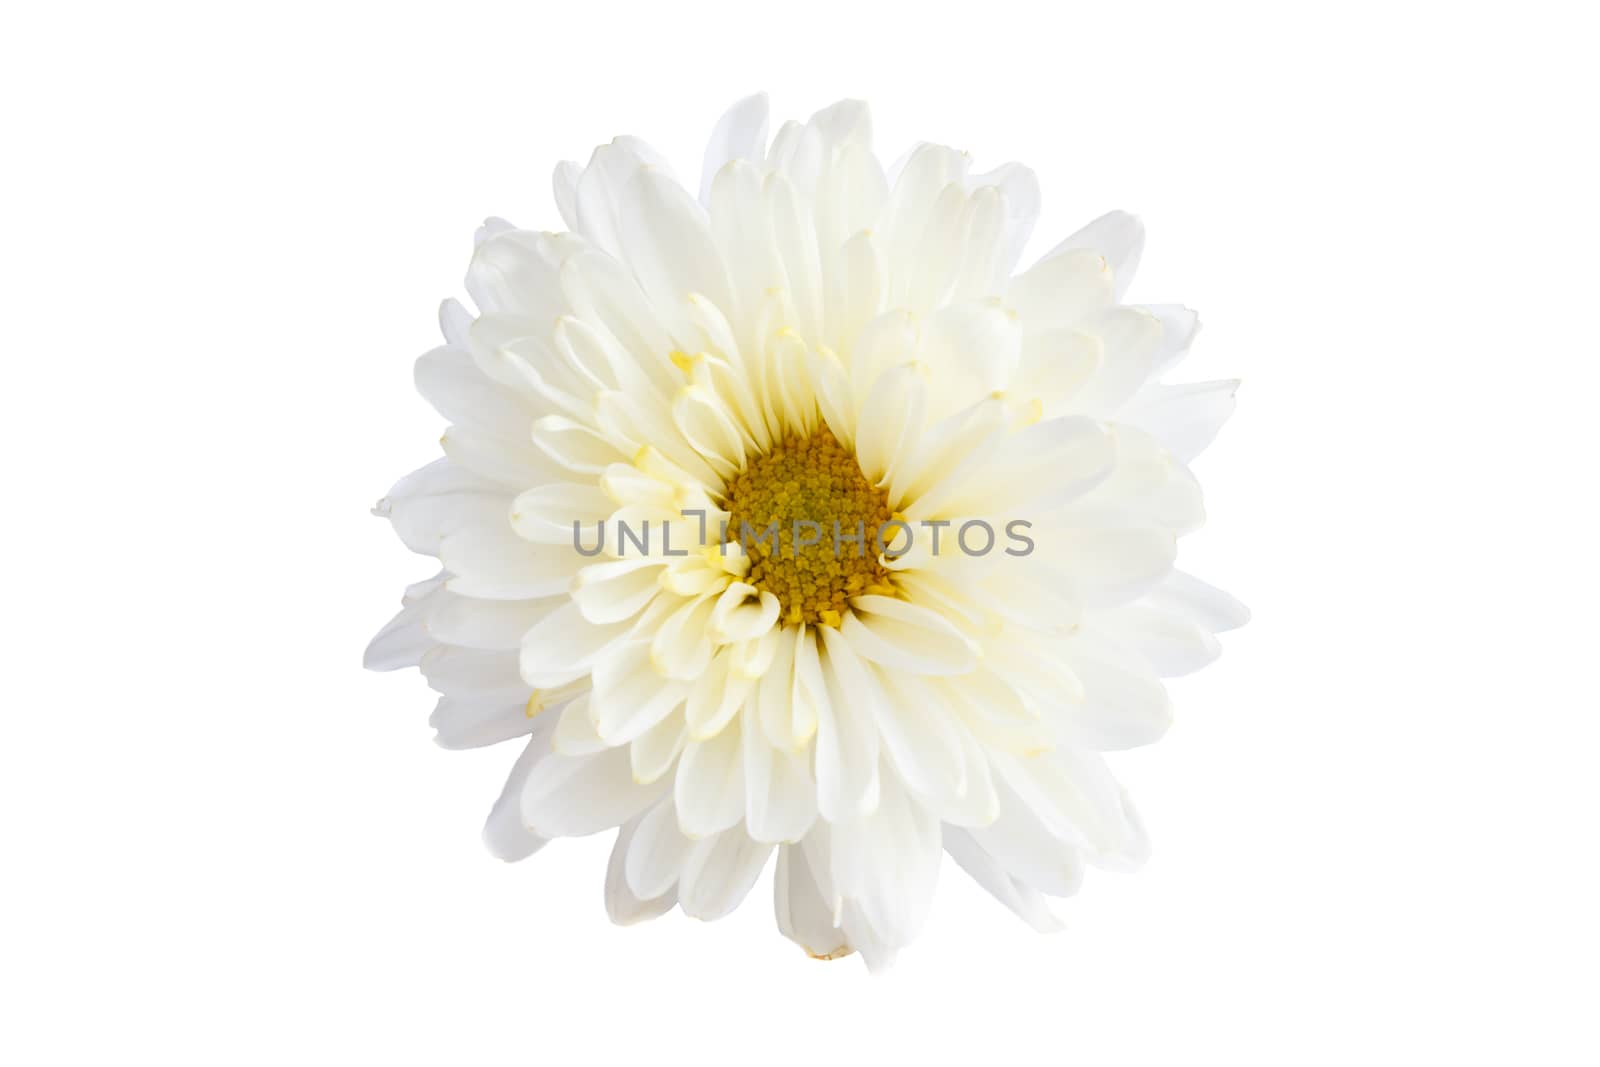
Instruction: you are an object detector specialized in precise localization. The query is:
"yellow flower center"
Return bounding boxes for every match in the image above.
[723,428,895,627]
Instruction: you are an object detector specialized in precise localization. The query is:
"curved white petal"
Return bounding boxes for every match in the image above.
[674,722,746,838]
[679,828,773,921]
[482,726,557,862]
[605,817,677,925]
[520,745,666,839]
[700,92,770,204]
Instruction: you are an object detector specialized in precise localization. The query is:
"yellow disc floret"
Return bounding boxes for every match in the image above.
[723,428,895,627]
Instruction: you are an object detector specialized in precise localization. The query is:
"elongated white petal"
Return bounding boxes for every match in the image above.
[482,726,556,862]
[519,601,632,688]
[630,712,688,784]
[700,92,769,204]
[625,798,697,900]
[841,595,976,676]
[674,722,746,838]
[570,558,663,625]
[1007,247,1115,331]
[364,596,434,672]
[619,167,734,334]
[553,694,606,756]
[965,781,1087,897]
[590,640,689,745]
[1148,569,1251,633]
[829,771,941,948]
[521,745,666,838]
[1091,601,1223,677]
[430,694,539,750]
[943,826,1064,932]
[605,818,677,925]
[815,626,882,820]
[1062,633,1173,748]
[1041,210,1144,301]
[679,828,773,920]
[1121,379,1240,462]
[742,703,818,843]
[774,842,852,959]
[510,483,614,545]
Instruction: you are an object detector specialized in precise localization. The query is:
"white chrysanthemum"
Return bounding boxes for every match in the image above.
[366,95,1246,969]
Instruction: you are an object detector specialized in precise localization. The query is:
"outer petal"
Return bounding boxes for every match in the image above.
[605,817,678,925]
[482,723,557,862]
[699,92,770,204]
[774,841,851,960]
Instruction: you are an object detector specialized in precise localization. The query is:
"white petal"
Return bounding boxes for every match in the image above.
[916,415,1114,518]
[553,693,607,756]
[814,626,883,820]
[430,693,541,750]
[942,826,1063,933]
[365,597,433,672]
[440,523,579,601]
[699,92,769,204]
[991,750,1149,868]
[853,364,925,488]
[965,778,1088,896]
[425,592,555,651]
[414,346,532,440]
[420,646,524,701]
[685,649,750,740]
[774,841,852,959]
[1090,601,1223,677]
[552,161,581,231]
[509,483,614,545]
[870,671,970,811]
[1142,304,1201,377]
[1040,210,1145,302]
[742,703,818,843]
[674,722,746,838]
[482,728,556,862]
[590,640,689,745]
[440,424,560,492]
[619,167,733,334]
[519,600,632,688]
[709,582,780,644]
[968,161,1040,274]
[629,711,688,784]
[1006,247,1115,332]
[1061,307,1165,417]
[558,246,679,392]
[841,595,976,676]
[384,486,509,559]
[766,172,824,343]
[625,798,697,900]
[828,771,941,948]
[672,384,749,477]
[1147,569,1250,633]
[1063,635,1174,748]
[571,558,663,625]
[652,593,721,682]
[679,827,773,921]
[520,745,666,838]
[1120,379,1239,462]
[1048,523,1177,604]
[464,229,566,319]
[605,818,677,925]
[920,298,1021,417]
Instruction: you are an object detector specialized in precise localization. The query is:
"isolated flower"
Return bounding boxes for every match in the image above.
[366,95,1246,968]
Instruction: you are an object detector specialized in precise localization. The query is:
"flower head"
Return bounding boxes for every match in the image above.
[367,95,1246,968]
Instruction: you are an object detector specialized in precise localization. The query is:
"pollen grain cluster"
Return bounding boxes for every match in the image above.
[723,428,895,627]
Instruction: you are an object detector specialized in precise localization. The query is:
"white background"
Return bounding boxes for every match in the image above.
[5,2,1596,1063]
